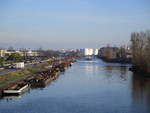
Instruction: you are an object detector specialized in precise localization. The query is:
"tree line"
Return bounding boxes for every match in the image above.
[131,30,150,73]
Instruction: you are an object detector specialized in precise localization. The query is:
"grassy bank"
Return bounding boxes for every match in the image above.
[0,63,49,88]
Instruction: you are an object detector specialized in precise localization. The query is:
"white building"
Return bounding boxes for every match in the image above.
[0,49,40,57]
[93,49,98,55]
[26,50,39,57]
[0,49,7,57]
[80,48,99,56]
[84,48,93,55]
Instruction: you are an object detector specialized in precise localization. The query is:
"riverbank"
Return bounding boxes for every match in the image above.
[99,56,150,77]
[129,66,150,77]
[99,57,131,64]
[0,57,76,97]
[0,63,49,88]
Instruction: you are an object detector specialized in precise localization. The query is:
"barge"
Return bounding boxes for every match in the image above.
[0,57,76,97]
[2,83,29,96]
[30,71,60,88]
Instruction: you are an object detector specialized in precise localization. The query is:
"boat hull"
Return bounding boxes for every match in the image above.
[3,84,29,96]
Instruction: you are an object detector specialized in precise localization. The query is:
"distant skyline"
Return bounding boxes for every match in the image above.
[0,0,150,49]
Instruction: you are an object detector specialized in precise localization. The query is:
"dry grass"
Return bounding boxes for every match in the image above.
[0,63,49,85]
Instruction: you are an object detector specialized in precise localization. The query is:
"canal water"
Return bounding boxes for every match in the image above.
[0,59,150,113]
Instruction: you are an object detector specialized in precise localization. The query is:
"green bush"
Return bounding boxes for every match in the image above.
[7,53,23,62]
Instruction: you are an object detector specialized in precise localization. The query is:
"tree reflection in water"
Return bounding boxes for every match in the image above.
[104,65,129,81]
[131,73,150,113]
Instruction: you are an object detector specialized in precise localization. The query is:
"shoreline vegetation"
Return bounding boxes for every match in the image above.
[99,56,150,76]
[99,57,131,64]
[130,30,150,76]
[129,66,150,77]
[98,30,150,76]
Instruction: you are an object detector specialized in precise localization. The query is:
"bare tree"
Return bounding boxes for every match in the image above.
[131,30,150,73]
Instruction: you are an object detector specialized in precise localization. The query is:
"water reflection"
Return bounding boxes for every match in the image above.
[131,73,150,112]
[104,66,129,81]
[84,63,99,74]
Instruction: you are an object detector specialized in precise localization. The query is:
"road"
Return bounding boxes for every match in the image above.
[0,62,46,75]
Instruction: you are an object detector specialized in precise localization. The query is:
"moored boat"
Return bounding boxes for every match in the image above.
[3,83,29,96]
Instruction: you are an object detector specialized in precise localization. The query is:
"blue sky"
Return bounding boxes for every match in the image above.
[0,0,150,49]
